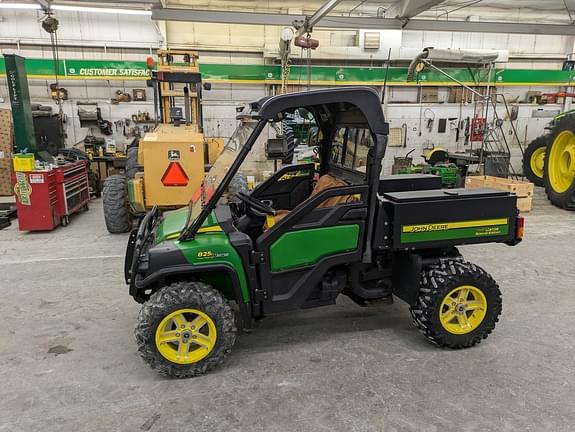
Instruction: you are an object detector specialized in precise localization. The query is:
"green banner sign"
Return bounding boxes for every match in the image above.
[64,60,150,79]
[1,57,574,86]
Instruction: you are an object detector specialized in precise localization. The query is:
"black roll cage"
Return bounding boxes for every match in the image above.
[179,87,389,259]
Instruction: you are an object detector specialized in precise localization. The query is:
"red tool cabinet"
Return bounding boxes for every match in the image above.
[13,160,90,231]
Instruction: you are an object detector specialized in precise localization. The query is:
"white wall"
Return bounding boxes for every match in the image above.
[0,8,572,174]
[0,8,161,49]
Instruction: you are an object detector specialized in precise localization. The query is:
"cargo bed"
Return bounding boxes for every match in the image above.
[375,187,519,250]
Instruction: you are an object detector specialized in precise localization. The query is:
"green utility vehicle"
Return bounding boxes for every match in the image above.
[125,88,524,378]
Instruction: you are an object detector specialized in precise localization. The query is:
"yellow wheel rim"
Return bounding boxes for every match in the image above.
[155,308,217,365]
[548,130,575,193]
[439,285,487,335]
[530,147,546,179]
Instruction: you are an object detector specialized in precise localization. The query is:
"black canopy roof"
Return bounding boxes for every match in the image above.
[244,87,388,136]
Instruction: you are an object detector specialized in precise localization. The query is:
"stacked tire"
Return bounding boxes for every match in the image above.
[125,146,140,180]
[543,115,575,210]
[522,135,547,187]
[522,115,575,211]
[103,175,132,233]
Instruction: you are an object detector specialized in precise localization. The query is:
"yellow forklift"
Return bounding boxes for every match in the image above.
[103,50,223,233]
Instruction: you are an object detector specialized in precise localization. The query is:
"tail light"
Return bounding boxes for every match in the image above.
[516,215,525,239]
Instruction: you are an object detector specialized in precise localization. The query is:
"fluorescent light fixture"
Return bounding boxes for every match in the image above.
[0,3,151,15]
[52,5,152,15]
[0,3,40,9]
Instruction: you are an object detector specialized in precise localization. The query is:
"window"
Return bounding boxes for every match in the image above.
[331,127,373,172]
[331,128,346,165]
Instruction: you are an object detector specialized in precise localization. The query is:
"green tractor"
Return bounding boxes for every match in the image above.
[125,88,524,378]
[523,109,575,209]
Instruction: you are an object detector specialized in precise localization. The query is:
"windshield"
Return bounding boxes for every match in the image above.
[182,119,259,231]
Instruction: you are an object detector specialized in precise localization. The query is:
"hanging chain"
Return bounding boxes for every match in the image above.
[42,14,63,117]
[281,61,291,95]
[306,33,312,91]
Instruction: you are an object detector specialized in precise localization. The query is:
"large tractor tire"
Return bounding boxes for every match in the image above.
[102,174,132,233]
[410,259,502,349]
[544,115,575,210]
[125,146,140,180]
[522,135,547,187]
[135,281,237,378]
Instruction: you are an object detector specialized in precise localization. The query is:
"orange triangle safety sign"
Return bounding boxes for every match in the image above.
[161,162,189,187]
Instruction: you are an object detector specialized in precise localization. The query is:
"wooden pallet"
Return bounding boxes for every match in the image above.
[465,175,534,212]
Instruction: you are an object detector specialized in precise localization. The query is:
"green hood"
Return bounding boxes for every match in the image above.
[155,208,219,243]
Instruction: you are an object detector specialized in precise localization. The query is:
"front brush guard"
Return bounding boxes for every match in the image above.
[125,206,160,300]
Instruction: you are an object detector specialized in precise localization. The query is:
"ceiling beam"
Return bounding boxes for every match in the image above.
[35,0,51,13]
[294,0,345,35]
[387,0,446,20]
[152,9,306,26]
[307,0,344,28]
[151,8,575,36]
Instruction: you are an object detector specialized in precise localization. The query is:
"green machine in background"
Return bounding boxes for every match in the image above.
[397,163,459,188]
[4,54,36,153]
[393,148,459,188]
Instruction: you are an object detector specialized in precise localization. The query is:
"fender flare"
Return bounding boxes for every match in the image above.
[133,263,253,328]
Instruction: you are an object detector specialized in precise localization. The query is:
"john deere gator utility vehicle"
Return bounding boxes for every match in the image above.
[125,88,524,378]
[523,109,575,210]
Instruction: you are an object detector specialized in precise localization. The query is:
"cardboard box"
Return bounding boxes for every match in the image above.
[465,175,533,212]
[0,174,14,196]
[0,109,14,196]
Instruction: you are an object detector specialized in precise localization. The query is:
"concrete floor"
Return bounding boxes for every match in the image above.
[1,189,574,432]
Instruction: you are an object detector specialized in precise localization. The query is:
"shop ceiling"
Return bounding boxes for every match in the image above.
[11,0,575,35]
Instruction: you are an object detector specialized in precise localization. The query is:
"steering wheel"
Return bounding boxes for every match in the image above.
[235,192,276,216]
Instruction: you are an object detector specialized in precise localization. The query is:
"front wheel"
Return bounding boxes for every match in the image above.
[135,281,237,378]
[410,259,502,349]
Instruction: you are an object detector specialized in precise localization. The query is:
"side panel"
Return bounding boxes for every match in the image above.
[270,224,360,272]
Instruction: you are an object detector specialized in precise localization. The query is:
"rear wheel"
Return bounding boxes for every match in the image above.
[523,135,547,186]
[544,116,575,210]
[410,259,502,349]
[135,281,237,378]
[102,174,132,233]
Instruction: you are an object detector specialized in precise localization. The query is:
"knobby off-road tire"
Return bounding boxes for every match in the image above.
[410,259,502,349]
[135,282,237,378]
[543,115,575,210]
[125,146,140,180]
[102,175,132,233]
[523,135,547,187]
